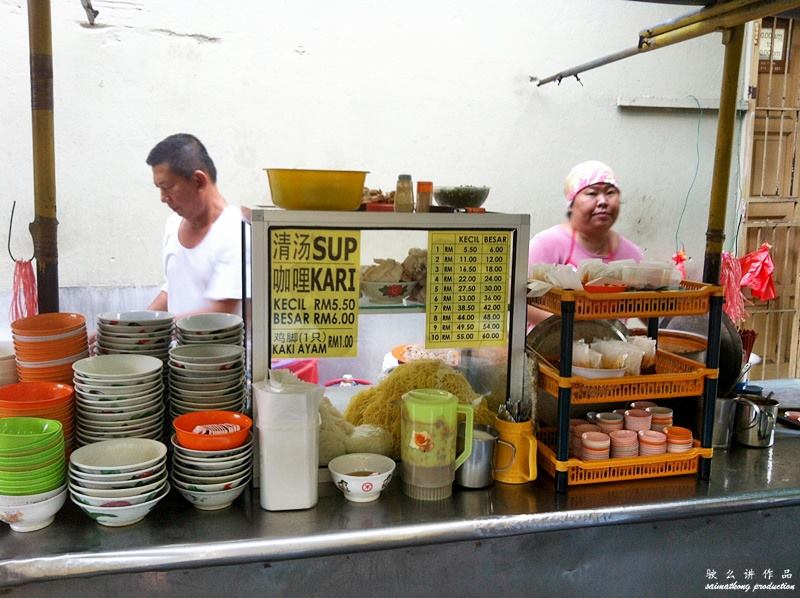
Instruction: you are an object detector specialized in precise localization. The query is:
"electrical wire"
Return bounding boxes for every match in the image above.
[675,94,703,253]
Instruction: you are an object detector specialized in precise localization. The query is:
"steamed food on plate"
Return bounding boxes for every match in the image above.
[361,258,404,283]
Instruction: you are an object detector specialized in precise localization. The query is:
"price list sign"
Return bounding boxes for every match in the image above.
[270,229,360,358]
[425,231,510,348]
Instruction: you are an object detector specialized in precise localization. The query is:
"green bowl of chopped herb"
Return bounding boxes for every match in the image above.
[433,186,490,209]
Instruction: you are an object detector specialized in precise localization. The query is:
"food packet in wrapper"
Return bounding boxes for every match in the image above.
[577,259,618,285]
[529,263,555,282]
[546,264,583,290]
[573,340,602,369]
[604,259,636,281]
[589,339,630,370]
[628,336,657,373]
[621,343,644,376]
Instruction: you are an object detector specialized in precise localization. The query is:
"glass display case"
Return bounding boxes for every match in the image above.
[242,207,531,414]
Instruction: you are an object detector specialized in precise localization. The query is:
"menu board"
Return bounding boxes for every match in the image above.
[425,230,510,348]
[270,229,360,358]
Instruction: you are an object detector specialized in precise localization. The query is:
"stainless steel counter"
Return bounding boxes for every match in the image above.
[2,428,800,589]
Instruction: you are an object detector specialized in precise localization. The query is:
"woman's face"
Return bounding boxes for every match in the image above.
[569,183,620,236]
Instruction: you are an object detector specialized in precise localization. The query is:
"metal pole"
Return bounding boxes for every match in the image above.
[640,0,759,38]
[532,0,800,87]
[27,0,59,313]
[703,25,745,285]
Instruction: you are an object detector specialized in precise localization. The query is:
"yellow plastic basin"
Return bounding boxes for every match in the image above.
[265,169,368,211]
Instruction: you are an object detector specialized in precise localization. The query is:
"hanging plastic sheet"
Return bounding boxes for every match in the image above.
[739,242,776,302]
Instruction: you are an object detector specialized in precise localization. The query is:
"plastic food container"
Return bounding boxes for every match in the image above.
[265,169,368,211]
[621,263,682,290]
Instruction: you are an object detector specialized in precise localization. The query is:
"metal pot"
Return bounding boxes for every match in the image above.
[733,394,779,448]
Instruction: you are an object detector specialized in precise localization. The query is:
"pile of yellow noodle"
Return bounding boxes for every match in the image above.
[344,359,494,459]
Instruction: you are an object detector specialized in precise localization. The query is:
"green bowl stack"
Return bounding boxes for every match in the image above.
[0,417,66,496]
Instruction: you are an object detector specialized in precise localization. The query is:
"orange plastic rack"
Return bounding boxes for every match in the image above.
[536,428,713,486]
[533,349,718,405]
[526,280,721,320]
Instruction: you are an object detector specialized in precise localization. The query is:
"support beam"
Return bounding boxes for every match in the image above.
[27,0,59,312]
[703,25,745,285]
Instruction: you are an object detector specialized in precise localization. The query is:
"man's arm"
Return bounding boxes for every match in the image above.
[148,290,168,311]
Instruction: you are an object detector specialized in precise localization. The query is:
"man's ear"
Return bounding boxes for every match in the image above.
[192,170,209,190]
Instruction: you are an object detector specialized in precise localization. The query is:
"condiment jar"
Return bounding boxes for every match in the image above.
[394,174,414,213]
[416,181,432,212]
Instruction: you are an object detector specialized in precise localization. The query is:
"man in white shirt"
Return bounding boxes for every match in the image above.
[146,133,242,317]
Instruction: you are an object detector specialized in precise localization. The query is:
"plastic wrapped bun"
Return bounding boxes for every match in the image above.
[344,424,394,457]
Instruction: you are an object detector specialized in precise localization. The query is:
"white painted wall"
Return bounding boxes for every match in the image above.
[2,0,742,300]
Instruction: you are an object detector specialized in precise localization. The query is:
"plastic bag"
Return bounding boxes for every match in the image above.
[573,340,602,368]
[720,251,748,326]
[739,242,776,302]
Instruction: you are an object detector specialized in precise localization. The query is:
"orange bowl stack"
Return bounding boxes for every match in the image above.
[0,382,75,453]
[12,313,89,385]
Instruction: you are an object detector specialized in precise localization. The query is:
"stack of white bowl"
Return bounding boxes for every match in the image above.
[170,433,252,510]
[0,341,16,385]
[68,438,169,527]
[176,313,243,347]
[168,345,245,417]
[72,355,165,446]
[95,311,174,362]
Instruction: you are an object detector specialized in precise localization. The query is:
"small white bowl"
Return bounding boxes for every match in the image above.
[572,366,627,379]
[171,472,250,492]
[327,453,396,503]
[97,311,174,326]
[0,484,66,508]
[71,482,170,527]
[169,344,243,364]
[68,475,165,499]
[69,438,167,473]
[0,488,67,532]
[173,452,252,471]
[176,314,243,334]
[175,480,248,510]
[72,354,163,379]
[169,434,253,458]
[69,480,167,507]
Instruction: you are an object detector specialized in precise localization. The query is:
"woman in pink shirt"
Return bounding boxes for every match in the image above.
[528,160,643,326]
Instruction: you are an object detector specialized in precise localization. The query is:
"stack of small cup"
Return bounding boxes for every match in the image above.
[580,431,611,460]
[664,426,694,453]
[570,422,600,457]
[623,409,652,432]
[646,406,673,432]
[609,429,639,457]
[595,412,624,434]
[637,430,667,455]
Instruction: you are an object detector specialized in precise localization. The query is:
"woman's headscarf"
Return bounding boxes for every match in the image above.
[563,160,618,203]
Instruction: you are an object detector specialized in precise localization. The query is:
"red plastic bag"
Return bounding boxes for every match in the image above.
[739,242,776,302]
[720,251,748,326]
[10,260,38,322]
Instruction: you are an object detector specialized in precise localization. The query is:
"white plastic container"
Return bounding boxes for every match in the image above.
[253,371,322,511]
